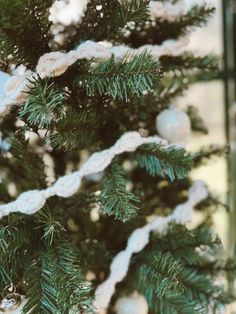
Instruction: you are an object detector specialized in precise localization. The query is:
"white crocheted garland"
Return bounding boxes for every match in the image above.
[0,38,188,117]
[94,180,208,313]
[0,132,168,219]
[50,0,206,25]
[149,0,207,22]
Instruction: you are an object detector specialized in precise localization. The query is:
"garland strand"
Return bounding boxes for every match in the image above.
[0,38,187,117]
[50,0,206,25]
[94,180,208,313]
[0,132,168,219]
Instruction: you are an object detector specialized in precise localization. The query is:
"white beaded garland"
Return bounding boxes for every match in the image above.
[115,293,148,314]
[156,106,191,144]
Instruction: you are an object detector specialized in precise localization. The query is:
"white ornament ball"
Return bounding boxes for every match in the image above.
[115,293,148,314]
[156,107,191,143]
[0,296,27,314]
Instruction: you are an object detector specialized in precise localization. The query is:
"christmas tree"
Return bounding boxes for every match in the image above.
[0,0,235,313]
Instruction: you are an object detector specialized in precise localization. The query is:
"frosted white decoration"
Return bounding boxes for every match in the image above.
[115,293,148,314]
[0,132,168,219]
[94,181,208,312]
[156,107,191,144]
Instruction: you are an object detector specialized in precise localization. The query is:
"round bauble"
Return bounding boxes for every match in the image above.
[156,107,191,143]
[115,292,148,314]
[0,294,27,313]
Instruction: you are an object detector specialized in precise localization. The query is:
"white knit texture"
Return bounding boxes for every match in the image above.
[50,0,206,26]
[0,132,168,219]
[94,180,208,312]
[0,0,209,116]
[0,37,188,117]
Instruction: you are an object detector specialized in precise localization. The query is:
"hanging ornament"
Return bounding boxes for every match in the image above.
[0,284,25,313]
[115,292,148,314]
[156,106,191,144]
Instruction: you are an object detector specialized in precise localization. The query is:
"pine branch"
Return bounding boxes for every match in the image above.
[23,252,59,314]
[61,0,149,50]
[0,0,53,65]
[193,145,229,168]
[9,131,46,189]
[23,240,93,314]
[19,78,67,129]
[119,0,150,25]
[133,225,225,314]
[76,52,161,101]
[48,107,98,151]
[125,4,215,46]
[0,222,37,290]
[161,54,219,82]
[100,160,140,222]
[136,143,193,182]
[137,252,202,314]
[36,207,66,246]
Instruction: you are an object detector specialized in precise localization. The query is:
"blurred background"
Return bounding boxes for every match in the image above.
[180,0,236,255]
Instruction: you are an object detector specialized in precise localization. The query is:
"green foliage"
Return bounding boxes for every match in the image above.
[62,0,149,49]
[0,221,37,290]
[0,0,53,65]
[130,225,231,314]
[9,131,46,189]
[136,143,193,181]
[19,78,67,129]
[119,0,150,26]
[138,253,203,314]
[36,207,66,246]
[23,240,93,314]
[49,107,98,151]
[100,160,140,222]
[193,145,229,168]
[125,4,215,45]
[161,54,219,82]
[76,52,161,101]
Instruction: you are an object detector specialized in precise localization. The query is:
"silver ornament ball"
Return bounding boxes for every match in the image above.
[115,293,148,314]
[156,107,191,143]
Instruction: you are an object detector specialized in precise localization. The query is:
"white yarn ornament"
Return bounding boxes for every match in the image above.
[94,180,208,312]
[156,106,191,144]
[0,132,168,219]
[115,293,148,314]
